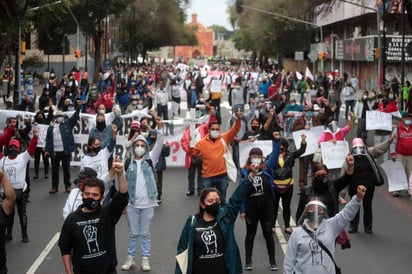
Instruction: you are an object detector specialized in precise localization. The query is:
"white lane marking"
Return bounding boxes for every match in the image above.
[26,232,61,274]
[275,203,297,254]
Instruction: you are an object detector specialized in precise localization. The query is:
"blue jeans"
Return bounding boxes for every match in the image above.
[345,100,355,120]
[188,163,203,193]
[126,206,155,257]
[202,174,229,202]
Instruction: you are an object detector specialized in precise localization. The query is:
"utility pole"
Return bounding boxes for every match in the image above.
[66,5,80,69]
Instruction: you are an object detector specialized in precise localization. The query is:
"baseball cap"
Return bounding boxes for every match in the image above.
[9,139,20,149]
[131,120,141,130]
[79,167,98,179]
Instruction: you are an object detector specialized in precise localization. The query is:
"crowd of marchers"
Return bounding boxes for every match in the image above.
[0,61,411,273]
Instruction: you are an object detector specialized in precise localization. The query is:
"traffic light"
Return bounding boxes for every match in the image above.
[373,48,380,59]
[21,41,26,55]
[318,51,325,60]
[236,0,244,13]
[74,50,81,58]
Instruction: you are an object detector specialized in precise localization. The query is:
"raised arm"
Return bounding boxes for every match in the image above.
[0,170,16,216]
[112,155,127,194]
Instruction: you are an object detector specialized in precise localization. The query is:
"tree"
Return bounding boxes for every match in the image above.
[118,0,196,62]
[70,0,133,81]
[0,0,63,69]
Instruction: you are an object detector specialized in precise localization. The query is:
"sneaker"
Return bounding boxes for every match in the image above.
[33,174,39,179]
[269,262,279,271]
[392,191,400,197]
[141,256,151,271]
[244,258,253,270]
[186,191,194,196]
[6,234,12,241]
[244,263,253,270]
[121,256,135,271]
[49,187,58,194]
[22,234,29,243]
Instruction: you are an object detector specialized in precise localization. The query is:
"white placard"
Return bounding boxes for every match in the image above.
[381,160,409,192]
[210,79,222,93]
[320,141,349,169]
[292,126,324,157]
[35,124,49,148]
[366,111,392,131]
[184,109,199,148]
[239,141,273,167]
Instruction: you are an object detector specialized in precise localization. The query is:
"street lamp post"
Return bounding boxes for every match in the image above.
[401,2,406,110]
[61,34,67,75]
[66,5,80,69]
[13,25,21,108]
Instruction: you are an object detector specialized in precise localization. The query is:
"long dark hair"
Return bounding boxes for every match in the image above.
[196,188,222,217]
[242,147,267,170]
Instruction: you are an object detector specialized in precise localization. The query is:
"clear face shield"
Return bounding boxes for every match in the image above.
[351,146,366,156]
[298,200,328,230]
[328,121,339,133]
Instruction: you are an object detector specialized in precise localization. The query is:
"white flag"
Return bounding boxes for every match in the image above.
[296,71,303,80]
[305,67,314,81]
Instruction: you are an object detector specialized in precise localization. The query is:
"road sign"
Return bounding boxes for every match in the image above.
[295,51,304,61]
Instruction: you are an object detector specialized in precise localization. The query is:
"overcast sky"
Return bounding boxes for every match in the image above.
[186,0,233,30]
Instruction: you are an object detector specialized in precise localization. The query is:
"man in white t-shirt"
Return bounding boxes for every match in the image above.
[1,128,38,243]
[81,124,117,202]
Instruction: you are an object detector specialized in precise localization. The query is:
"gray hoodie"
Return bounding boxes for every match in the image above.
[283,196,362,274]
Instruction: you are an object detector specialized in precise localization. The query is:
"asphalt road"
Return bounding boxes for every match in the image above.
[4,93,412,274]
[5,165,412,274]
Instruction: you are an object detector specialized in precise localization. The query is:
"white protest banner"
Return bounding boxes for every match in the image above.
[210,79,222,93]
[366,111,392,131]
[292,126,324,157]
[381,160,408,192]
[320,141,349,169]
[0,109,187,168]
[239,140,273,167]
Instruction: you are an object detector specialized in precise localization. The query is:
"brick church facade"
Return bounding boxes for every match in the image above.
[175,13,213,61]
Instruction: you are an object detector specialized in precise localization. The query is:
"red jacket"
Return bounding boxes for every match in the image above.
[396,122,412,155]
[181,115,217,168]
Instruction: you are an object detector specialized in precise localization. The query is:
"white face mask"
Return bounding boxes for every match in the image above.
[210,130,220,139]
[137,104,143,110]
[132,100,138,105]
[56,117,64,123]
[134,146,146,157]
[250,158,262,165]
[362,95,368,100]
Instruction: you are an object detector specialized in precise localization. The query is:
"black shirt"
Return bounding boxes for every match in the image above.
[193,218,227,274]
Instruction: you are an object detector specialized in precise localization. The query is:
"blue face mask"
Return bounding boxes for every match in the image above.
[306,111,313,118]
[405,120,412,126]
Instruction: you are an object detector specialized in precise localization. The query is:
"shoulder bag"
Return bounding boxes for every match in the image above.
[176,215,195,274]
[302,225,342,274]
[221,138,238,183]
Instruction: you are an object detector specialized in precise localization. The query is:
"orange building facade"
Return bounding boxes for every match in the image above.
[175,13,214,61]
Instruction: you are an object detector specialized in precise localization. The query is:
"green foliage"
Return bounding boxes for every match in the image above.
[22,54,44,70]
[118,0,196,60]
[229,0,336,59]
